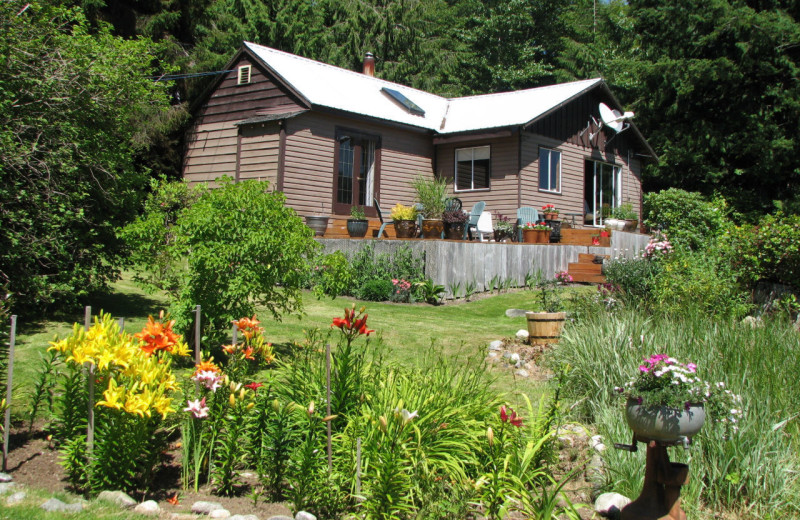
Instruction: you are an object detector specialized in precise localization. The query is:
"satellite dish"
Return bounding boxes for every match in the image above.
[589,103,634,143]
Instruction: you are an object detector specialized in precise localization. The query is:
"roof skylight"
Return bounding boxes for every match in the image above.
[381,87,425,116]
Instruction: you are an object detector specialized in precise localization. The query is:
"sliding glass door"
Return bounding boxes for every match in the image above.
[584,161,621,227]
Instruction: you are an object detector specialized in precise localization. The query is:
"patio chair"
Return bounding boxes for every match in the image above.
[374,197,392,238]
[444,197,462,212]
[464,201,486,240]
[475,211,494,242]
[516,206,539,242]
[414,203,425,238]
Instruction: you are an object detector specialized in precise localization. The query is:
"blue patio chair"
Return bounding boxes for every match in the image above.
[374,197,392,238]
[516,207,540,242]
[464,201,486,240]
[445,197,462,212]
[414,203,425,238]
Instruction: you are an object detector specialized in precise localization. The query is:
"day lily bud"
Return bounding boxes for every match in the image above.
[308,401,315,415]
[229,381,236,392]
[322,414,337,422]
[379,415,388,433]
[487,426,494,447]
[271,399,280,413]
[239,388,246,400]
[246,402,255,409]
[235,383,243,393]
[229,393,236,407]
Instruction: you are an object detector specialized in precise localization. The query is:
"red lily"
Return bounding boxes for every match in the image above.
[500,405,523,427]
[245,382,263,391]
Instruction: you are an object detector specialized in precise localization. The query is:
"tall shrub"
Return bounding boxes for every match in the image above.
[123,178,319,343]
[643,189,730,251]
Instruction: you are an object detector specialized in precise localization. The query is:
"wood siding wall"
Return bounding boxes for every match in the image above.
[435,135,520,219]
[282,112,434,217]
[184,54,304,187]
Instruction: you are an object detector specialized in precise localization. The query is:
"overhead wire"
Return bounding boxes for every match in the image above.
[151,70,235,82]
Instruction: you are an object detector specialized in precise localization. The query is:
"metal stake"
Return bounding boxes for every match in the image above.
[2,315,17,471]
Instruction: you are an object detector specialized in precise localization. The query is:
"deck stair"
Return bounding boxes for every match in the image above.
[568,253,608,284]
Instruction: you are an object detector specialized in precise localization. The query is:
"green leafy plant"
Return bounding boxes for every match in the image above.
[310,251,354,300]
[448,281,462,299]
[610,202,637,220]
[643,189,730,251]
[390,203,417,221]
[415,279,446,305]
[412,175,448,219]
[350,205,366,220]
[357,279,394,302]
[465,279,477,301]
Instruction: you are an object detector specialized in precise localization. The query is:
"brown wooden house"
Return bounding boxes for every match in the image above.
[184,42,656,228]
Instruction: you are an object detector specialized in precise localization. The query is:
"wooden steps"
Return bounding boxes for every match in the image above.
[568,253,609,284]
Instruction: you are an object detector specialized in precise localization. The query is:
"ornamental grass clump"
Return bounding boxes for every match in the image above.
[617,354,743,432]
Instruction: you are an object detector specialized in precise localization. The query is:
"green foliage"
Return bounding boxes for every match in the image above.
[124,178,319,343]
[346,242,424,299]
[357,279,394,302]
[734,213,800,289]
[414,279,446,305]
[309,251,353,300]
[603,257,662,308]
[412,175,448,219]
[0,1,173,313]
[548,310,800,516]
[643,189,730,251]
[349,205,366,220]
[610,203,637,221]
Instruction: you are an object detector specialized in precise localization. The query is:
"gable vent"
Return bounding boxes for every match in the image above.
[237,65,251,85]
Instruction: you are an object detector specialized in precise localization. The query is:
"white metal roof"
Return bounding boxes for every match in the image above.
[244,42,602,135]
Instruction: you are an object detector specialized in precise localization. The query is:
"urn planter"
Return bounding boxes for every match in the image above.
[393,219,417,239]
[346,219,369,238]
[305,215,329,236]
[421,219,444,239]
[625,399,706,444]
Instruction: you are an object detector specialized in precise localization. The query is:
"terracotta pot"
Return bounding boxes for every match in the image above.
[421,219,444,239]
[525,311,566,344]
[444,222,465,240]
[544,212,559,220]
[534,229,550,243]
[346,219,368,238]
[625,399,705,443]
[393,219,417,239]
[623,219,639,232]
[522,229,536,243]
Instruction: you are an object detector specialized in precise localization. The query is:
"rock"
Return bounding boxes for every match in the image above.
[41,497,85,513]
[515,369,529,378]
[486,351,499,359]
[0,482,14,495]
[591,434,606,453]
[98,490,137,509]
[210,509,232,519]
[267,516,294,520]
[488,340,503,351]
[6,491,26,505]
[509,352,520,364]
[134,500,161,515]
[594,492,631,518]
[296,512,317,520]
[506,309,529,318]
[169,515,199,520]
[192,501,225,514]
[794,314,800,332]
[742,315,764,328]
[230,515,261,520]
[0,472,12,483]
[515,329,529,340]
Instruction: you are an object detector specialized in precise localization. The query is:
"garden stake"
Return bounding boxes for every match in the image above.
[232,323,238,346]
[84,306,95,455]
[2,315,17,472]
[194,305,201,394]
[326,343,332,473]
[356,437,362,496]
[118,317,124,331]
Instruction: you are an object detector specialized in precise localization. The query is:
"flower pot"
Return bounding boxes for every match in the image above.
[525,311,566,344]
[534,229,550,243]
[420,219,444,239]
[544,212,558,220]
[522,229,536,243]
[605,218,625,231]
[625,399,705,443]
[623,219,639,232]
[346,219,369,238]
[305,215,329,236]
[393,219,417,239]
[493,229,512,242]
[444,222,465,240]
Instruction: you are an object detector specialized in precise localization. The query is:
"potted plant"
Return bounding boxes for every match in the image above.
[390,203,418,238]
[611,202,639,232]
[525,271,567,344]
[442,209,468,240]
[305,214,329,236]
[616,354,743,443]
[494,213,515,242]
[412,175,448,239]
[520,222,550,243]
[541,204,559,221]
[346,205,369,237]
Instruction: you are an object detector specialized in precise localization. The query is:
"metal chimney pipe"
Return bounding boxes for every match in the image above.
[363,52,375,76]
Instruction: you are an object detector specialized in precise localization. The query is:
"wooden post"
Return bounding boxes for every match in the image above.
[118,317,124,332]
[84,307,95,454]
[326,343,332,473]
[232,323,238,346]
[2,315,17,472]
[194,305,201,366]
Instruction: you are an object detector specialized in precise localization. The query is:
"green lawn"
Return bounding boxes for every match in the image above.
[10,275,590,415]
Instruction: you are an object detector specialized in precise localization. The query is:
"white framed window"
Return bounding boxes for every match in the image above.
[539,148,561,193]
[237,65,251,85]
[455,145,491,191]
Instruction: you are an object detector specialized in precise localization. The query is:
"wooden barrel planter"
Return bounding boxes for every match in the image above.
[525,311,566,344]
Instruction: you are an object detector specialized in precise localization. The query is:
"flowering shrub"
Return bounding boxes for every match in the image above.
[642,232,673,259]
[616,354,743,432]
[391,278,413,302]
[555,271,573,284]
[390,203,417,221]
[541,204,559,215]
